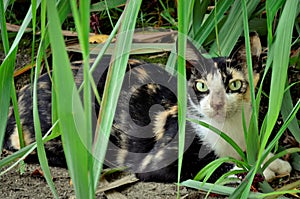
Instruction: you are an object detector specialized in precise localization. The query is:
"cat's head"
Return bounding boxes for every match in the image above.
[185,33,262,121]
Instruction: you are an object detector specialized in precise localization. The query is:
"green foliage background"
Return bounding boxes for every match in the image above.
[0,0,299,198]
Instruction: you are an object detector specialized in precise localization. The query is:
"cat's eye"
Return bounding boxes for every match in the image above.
[229,80,242,91]
[195,81,208,92]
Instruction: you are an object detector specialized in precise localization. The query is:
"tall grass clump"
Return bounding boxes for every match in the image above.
[0,0,299,198]
[0,0,142,198]
[182,0,300,198]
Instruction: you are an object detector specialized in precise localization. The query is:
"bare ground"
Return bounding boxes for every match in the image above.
[1,162,299,199]
[0,163,215,199]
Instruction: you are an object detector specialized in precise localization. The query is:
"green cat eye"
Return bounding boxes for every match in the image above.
[229,79,242,91]
[195,81,208,92]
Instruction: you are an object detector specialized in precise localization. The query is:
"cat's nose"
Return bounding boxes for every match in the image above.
[210,92,225,110]
[211,101,224,110]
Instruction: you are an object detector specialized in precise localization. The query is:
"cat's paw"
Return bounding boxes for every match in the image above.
[263,154,292,181]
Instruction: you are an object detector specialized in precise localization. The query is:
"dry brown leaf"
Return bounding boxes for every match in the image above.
[89,34,110,44]
[6,23,95,37]
[6,23,32,32]
[31,168,45,178]
[100,177,127,199]
[96,174,139,194]
[132,30,177,43]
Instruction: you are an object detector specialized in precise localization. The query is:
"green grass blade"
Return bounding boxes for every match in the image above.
[30,0,37,82]
[79,13,122,109]
[31,1,58,196]
[7,0,41,57]
[209,0,260,56]
[3,0,9,11]
[281,87,300,142]
[0,122,58,174]
[158,0,176,27]
[241,0,259,166]
[0,0,41,152]
[45,0,71,138]
[0,49,17,151]
[214,169,245,185]
[165,43,177,75]
[194,157,248,182]
[193,0,234,46]
[0,0,9,53]
[263,99,300,161]
[230,1,266,197]
[10,81,25,150]
[70,0,94,194]
[103,0,115,29]
[90,16,121,74]
[262,148,300,171]
[188,119,246,160]
[33,55,59,199]
[92,0,142,189]
[90,0,126,12]
[88,10,122,189]
[190,0,210,37]
[261,0,299,156]
[261,190,300,199]
[46,2,91,198]
[0,143,35,172]
[177,1,194,195]
[229,167,258,199]
[181,179,262,198]
[259,180,300,198]
[266,0,285,45]
[0,0,11,151]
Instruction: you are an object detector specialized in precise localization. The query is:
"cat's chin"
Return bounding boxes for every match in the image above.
[206,111,228,122]
[211,115,227,122]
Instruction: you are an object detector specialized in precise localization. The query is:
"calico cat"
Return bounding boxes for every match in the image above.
[105,33,291,182]
[3,34,291,183]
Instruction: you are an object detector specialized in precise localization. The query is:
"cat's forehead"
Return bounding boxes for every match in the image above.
[212,57,244,73]
[213,57,247,79]
[190,56,247,84]
[191,57,226,75]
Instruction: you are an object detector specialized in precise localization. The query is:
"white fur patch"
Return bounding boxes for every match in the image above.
[188,106,250,159]
[154,106,177,140]
[188,73,251,160]
[10,125,33,149]
[263,153,292,181]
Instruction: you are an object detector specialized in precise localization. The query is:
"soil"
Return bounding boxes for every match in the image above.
[1,163,300,199]
[0,162,220,199]
[0,164,73,199]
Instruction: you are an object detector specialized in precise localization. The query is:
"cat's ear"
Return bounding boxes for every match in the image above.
[231,32,262,87]
[176,38,214,79]
[232,32,262,73]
